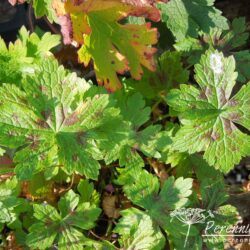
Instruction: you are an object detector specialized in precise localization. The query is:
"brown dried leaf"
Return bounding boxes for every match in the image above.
[147,158,168,186]
[102,193,120,219]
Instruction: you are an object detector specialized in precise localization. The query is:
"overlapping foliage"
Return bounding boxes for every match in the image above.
[0,0,248,249]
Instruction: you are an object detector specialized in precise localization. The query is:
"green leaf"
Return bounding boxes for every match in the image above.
[14,229,29,250]
[0,177,28,231]
[158,0,228,41]
[114,208,165,250]
[77,179,100,206]
[26,189,101,249]
[148,176,193,228]
[215,204,238,226]
[234,50,250,83]
[175,17,250,82]
[123,170,160,209]
[83,239,116,250]
[200,179,228,210]
[174,36,204,65]
[32,203,61,222]
[122,169,193,225]
[0,147,5,156]
[102,92,161,168]
[160,176,193,210]
[174,153,223,181]
[116,92,151,128]
[147,123,185,167]
[58,190,79,217]
[123,51,189,100]
[224,17,249,49]
[0,26,60,86]
[0,37,32,86]
[115,163,142,186]
[167,50,250,172]
[120,170,193,249]
[26,221,59,249]
[18,26,61,58]
[0,58,122,180]
[33,0,58,23]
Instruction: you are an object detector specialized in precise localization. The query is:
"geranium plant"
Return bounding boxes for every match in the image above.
[0,0,249,249]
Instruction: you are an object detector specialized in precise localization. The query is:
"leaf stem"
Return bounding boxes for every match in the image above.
[43,17,60,34]
[28,2,34,32]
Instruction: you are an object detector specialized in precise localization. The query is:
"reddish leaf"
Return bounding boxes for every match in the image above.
[59,0,160,91]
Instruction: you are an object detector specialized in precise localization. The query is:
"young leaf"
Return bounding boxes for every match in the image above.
[167,50,250,172]
[26,190,101,249]
[0,27,60,86]
[158,0,228,41]
[77,179,100,206]
[18,26,61,58]
[0,37,32,86]
[0,59,121,180]
[63,0,160,91]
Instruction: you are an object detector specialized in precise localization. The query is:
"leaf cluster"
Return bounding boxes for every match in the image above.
[0,0,248,249]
